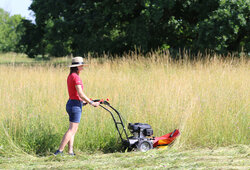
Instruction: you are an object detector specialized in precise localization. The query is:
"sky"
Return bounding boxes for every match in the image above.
[0,0,34,20]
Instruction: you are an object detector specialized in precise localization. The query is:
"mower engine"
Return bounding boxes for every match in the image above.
[126,123,154,152]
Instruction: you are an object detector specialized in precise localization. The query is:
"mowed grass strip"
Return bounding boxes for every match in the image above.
[0,145,249,169]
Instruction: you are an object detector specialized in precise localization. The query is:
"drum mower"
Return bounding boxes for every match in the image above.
[96,99,180,152]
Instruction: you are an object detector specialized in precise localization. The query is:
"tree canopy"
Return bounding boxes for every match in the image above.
[7,0,250,57]
[0,8,23,52]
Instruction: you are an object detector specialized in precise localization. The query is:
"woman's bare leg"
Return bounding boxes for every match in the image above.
[58,122,79,151]
[68,134,75,153]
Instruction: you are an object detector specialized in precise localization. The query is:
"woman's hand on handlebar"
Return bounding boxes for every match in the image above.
[91,101,100,107]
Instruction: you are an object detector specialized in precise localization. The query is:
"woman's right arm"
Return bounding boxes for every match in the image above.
[75,85,100,107]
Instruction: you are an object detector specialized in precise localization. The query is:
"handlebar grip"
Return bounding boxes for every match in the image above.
[92,99,110,105]
[92,99,101,103]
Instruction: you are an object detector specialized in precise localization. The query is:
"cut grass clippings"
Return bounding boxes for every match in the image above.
[0,145,249,169]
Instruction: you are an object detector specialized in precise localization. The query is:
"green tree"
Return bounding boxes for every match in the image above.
[196,0,250,53]
[17,19,45,58]
[0,8,23,52]
[19,0,250,57]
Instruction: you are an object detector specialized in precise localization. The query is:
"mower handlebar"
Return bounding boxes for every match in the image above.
[92,99,110,105]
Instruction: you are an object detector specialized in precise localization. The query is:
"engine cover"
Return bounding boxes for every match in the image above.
[128,123,153,137]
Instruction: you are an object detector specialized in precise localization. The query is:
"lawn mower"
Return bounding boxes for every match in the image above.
[96,99,180,152]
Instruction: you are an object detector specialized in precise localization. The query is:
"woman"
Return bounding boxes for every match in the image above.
[54,56,100,156]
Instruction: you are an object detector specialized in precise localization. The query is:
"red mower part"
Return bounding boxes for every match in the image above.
[153,129,180,147]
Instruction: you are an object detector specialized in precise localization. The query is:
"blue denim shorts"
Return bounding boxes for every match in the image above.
[66,99,83,123]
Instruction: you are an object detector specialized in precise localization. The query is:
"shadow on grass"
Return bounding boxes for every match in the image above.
[101,138,125,153]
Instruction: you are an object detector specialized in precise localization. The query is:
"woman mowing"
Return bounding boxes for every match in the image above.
[54,56,100,156]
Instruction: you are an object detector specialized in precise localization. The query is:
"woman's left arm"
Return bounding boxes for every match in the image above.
[75,85,100,107]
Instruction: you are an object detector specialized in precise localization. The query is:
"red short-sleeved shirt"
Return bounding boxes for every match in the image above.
[67,73,83,100]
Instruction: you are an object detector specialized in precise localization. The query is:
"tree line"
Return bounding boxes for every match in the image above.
[0,0,249,58]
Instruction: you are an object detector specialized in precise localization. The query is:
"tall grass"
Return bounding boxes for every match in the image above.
[0,53,249,156]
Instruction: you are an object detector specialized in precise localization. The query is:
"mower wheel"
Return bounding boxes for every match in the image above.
[136,141,153,152]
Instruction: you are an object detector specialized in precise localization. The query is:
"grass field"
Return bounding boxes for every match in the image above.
[0,145,249,169]
[0,52,249,168]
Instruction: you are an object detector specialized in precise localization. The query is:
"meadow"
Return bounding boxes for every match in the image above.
[0,52,249,164]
